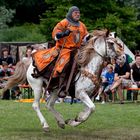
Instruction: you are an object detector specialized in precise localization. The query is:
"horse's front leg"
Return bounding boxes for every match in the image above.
[46,92,65,129]
[66,90,95,127]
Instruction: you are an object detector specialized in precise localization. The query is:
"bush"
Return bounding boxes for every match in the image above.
[0,24,46,42]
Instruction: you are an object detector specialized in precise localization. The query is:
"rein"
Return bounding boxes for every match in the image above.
[92,36,108,59]
[81,70,99,85]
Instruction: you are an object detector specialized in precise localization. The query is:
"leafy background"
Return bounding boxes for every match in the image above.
[0,0,140,50]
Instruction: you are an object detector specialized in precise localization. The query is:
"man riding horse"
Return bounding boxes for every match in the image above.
[33,6,90,97]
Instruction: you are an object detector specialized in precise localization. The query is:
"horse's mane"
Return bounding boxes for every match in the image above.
[92,29,109,37]
[75,29,109,66]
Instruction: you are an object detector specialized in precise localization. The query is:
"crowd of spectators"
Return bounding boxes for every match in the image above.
[0,45,140,104]
[0,46,33,100]
[95,51,140,104]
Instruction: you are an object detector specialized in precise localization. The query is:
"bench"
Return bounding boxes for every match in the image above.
[18,84,33,99]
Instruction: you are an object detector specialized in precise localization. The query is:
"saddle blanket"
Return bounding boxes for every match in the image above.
[32,47,71,77]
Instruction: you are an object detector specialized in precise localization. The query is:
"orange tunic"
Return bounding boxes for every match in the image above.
[52,19,88,77]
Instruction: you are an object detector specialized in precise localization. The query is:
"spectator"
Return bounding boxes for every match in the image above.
[96,64,114,104]
[109,54,131,104]
[124,53,134,100]
[0,47,14,68]
[111,58,116,70]
[95,58,110,103]
[101,58,110,79]
[0,61,14,99]
[0,61,14,77]
[131,54,140,102]
[0,48,15,99]
[22,46,33,67]
[103,64,115,102]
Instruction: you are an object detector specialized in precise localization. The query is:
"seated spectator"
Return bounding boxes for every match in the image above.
[0,47,14,68]
[21,46,33,85]
[111,58,116,70]
[95,58,110,104]
[0,61,14,80]
[124,53,135,100]
[22,46,33,67]
[0,61,14,99]
[96,64,114,104]
[0,61,20,100]
[103,64,115,101]
[109,54,136,104]
[131,54,140,102]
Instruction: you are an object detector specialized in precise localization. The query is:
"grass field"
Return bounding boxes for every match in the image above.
[0,100,140,140]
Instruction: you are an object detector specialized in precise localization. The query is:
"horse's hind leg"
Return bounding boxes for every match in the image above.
[46,93,65,129]
[27,65,49,132]
[66,90,95,127]
[32,87,49,132]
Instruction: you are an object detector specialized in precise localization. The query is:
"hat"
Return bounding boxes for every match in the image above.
[66,6,80,26]
[67,6,79,14]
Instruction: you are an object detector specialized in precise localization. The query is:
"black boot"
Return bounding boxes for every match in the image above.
[57,74,67,98]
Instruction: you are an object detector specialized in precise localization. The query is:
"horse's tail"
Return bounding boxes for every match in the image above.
[4,61,28,91]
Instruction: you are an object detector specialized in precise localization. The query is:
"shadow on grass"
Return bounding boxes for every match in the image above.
[1,127,140,140]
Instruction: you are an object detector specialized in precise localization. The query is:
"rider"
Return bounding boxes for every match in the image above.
[51,6,90,97]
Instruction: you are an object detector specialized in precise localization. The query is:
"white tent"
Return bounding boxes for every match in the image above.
[109,32,135,61]
[116,37,135,61]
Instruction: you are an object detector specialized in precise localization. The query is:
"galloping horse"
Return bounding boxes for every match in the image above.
[4,29,123,132]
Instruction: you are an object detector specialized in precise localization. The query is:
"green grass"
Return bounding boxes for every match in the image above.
[0,100,140,140]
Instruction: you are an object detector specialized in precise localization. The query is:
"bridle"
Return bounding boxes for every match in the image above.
[91,36,108,59]
[93,36,123,59]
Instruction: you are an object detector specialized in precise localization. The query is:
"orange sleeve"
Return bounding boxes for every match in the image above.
[52,19,69,39]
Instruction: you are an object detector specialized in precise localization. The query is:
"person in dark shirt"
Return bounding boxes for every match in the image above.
[109,54,133,104]
[131,54,140,101]
[0,48,17,100]
[0,48,14,68]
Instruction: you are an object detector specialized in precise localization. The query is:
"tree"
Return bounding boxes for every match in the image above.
[0,6,15,29]
[0,0,47,24]
[40,0,140,49]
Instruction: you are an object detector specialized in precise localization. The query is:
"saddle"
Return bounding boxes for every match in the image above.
[32,50,79,98]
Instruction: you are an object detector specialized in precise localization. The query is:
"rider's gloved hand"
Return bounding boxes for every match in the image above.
[56,29,72,40]
[63,29,71,37]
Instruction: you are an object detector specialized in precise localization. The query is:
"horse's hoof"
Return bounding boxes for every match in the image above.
[65,119,71,124]
[43,126,50,132]
[65,119,81,127]
[57,122,65,129]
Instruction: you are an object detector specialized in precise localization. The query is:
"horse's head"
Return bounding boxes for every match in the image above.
[107,32,124,57]
[91,29,124,59]
[106,37,124,58]
[75,29,124,66]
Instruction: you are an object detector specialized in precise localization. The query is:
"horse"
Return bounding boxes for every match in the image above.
[4,29,123,132]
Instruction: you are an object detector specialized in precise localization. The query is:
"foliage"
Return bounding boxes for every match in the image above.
[0,24,46,42]
[0,6,15,29]
[0,0,140,48]
[40,0,140,49]
[0,0,47,24]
